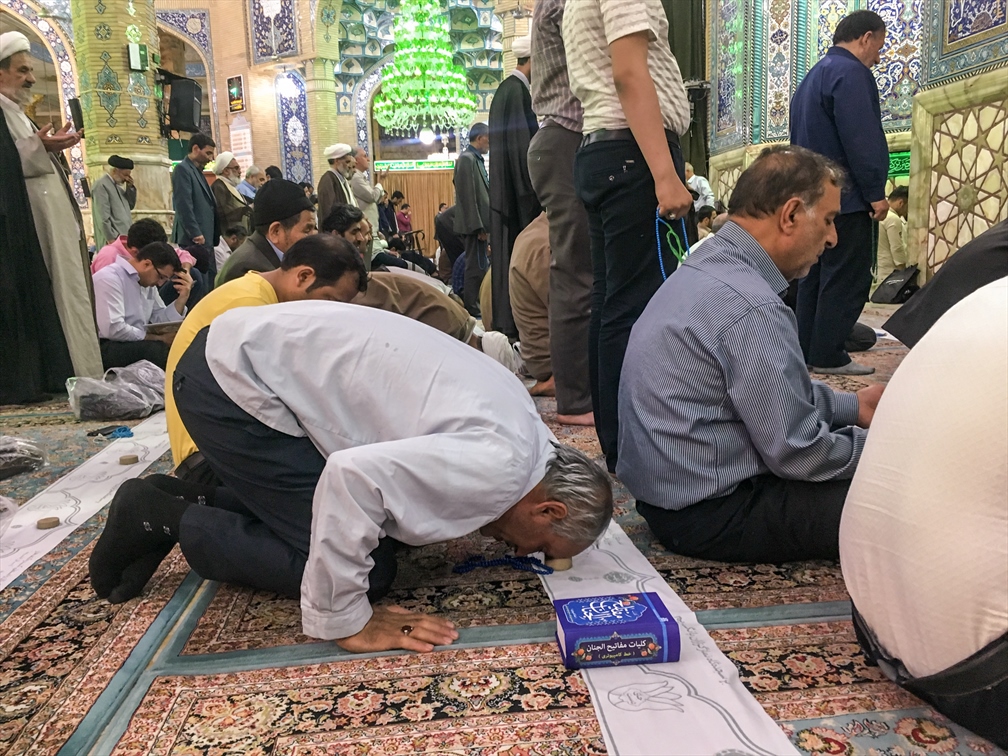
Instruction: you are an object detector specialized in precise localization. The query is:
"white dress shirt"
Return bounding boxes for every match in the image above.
[840,278,1008,678]
[687,174,715,210]
[92,256,184,341]
[204,302,557,640]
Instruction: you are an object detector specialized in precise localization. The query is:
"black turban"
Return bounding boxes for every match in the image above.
[108,155,134,170]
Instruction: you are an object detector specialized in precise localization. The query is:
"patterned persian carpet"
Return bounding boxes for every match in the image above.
[0,549,189,756]
[2,332,1000,754]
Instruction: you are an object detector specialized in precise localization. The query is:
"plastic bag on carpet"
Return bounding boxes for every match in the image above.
[67,360,166,421]
[0,436,48,482]
[0,496,16,537]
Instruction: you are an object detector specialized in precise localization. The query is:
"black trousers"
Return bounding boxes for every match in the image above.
[636,473,850,563]
[100,338,170,371]
[574,135,686,471]
[172,327,397,599]
[796,211,874,368]
[462,233,489,317]
[852,607,1008,748]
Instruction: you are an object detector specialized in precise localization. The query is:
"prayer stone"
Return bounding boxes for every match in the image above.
[36,517,61,529]
[546,557,573,571]
[119,454,140,465]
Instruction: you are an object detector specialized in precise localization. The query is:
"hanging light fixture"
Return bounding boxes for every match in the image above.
[373,0,477,137]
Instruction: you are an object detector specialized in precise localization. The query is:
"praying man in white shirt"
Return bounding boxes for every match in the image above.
[89,302,614,654]
[91,240,193,370]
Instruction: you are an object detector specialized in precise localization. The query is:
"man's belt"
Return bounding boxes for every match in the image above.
[581,128,680,148]
[173,451,205,478]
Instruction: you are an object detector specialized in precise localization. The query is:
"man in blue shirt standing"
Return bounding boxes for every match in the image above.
[618,146,884,564]
[790,10,890,376]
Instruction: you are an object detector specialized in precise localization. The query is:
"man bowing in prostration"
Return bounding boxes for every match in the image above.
[90,304,614,653]
[0,31,103,379]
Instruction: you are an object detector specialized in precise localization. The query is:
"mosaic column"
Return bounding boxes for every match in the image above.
[304,57,342,183]
[71,0,172,231]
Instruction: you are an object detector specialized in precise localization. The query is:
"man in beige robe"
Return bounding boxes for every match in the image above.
[0,31,102,377]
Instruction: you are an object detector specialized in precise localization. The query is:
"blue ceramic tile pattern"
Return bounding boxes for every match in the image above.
[924,0,1008,84]
[276,71,313,184]
[250,0,299,63]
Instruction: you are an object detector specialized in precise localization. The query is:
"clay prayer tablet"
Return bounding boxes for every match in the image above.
[37,517,60,530]
[545,557,573,571]
[119,454,140,465]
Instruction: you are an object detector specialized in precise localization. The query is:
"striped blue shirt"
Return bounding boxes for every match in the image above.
[617,221,866,511]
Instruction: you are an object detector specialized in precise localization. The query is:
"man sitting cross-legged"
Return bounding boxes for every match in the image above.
[165,233,368,484]
[90,304,613,653]
[618,145,884,564]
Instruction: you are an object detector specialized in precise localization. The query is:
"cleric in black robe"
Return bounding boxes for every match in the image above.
[884,220,1008,348]
[488,35,542,339]
[0,105,73,405]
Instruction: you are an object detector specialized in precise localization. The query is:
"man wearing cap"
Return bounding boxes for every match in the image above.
[210,151,252,235]
[91,155,137,250]
[317,143,357,223]
[216,178,317,285]
[488,34,541,340]
[0,30,103,379]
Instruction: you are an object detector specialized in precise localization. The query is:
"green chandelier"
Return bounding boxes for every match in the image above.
[373,0,477,136]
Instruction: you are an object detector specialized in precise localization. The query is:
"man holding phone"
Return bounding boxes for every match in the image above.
[0,30,103,379]
[91,241,193,370]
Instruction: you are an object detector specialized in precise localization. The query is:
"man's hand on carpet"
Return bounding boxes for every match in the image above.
[336,605,459,653]
[856,383,885,428]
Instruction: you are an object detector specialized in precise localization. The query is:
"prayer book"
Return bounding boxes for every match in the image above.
[554,593,680,669]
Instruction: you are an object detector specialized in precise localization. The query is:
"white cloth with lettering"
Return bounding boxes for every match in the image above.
[204,302,556,640]
[540,522,798,755]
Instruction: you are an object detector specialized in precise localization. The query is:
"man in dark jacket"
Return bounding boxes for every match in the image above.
[790,10,890,376]
[172,133,220,281]
[488,35,541,338]
[453,123,491,317]
[216,179,317,285]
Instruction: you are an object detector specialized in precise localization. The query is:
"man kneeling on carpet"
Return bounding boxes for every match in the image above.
[165,233,368,485]
[618,145,884,564]
[90,304,613,653]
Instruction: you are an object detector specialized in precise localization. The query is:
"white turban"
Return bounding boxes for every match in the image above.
[0,31,30,62]
[512,34,531,59]
[213,151,236,174]
[323,143,352,159]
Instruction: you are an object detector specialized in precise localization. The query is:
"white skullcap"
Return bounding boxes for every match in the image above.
[213,151,236,174]
[0,31,30,62]
[512,34,531,59]
[324,143,352,159]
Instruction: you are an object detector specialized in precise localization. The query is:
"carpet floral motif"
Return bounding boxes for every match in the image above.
[0,546,189,755]
[110,643,606,755]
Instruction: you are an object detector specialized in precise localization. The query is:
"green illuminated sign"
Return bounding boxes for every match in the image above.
[374,159,455,172]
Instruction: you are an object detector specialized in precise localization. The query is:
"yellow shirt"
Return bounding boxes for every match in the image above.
[165,272,279,466]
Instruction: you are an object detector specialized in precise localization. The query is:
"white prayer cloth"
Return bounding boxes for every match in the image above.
[204,302,556,640]
[1,92,103,377]
[540,522,798,755]
[841,277,1008,678]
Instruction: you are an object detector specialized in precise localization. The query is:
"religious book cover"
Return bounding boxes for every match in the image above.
[554,593,680,670]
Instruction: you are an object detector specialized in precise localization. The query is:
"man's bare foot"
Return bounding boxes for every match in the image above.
[528,375,555,396]
[557,412,595,427]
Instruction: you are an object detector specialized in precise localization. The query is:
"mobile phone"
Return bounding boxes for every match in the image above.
[68,98,84,132]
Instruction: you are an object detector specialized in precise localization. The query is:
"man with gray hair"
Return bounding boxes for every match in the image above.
[619,145,884,565]
[237,165,265,202]
[90,302,612,654]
